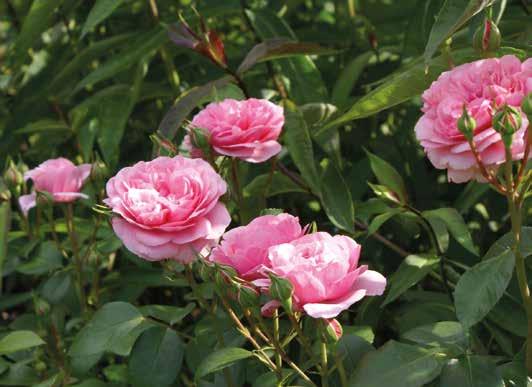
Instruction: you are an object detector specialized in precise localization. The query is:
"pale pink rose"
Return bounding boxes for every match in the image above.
[210,214,303,280]
[267,232,386,319]
[186,98,284,163]
[104,156,231,263]
[415,55,531,183]
[19,158,92,216]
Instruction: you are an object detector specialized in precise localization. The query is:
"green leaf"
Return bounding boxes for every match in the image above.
[139,304,195,325]
[8,0,63,66]
[245,9,328,103]
[195,347,253,381]
[484,227,532,260]
[321,162,354,232]
[348,341,444,387]
[366,150,408,204]
[14,120,70,135]
[401,321,468,356]
[283,103,321,195]
[423,208,478,255]
[244,171,307,198]
[318,49,478,132]
[81,0,126,38]
[74,27,166,93]
[40,271,72,304]
[337,333,375,371]
[423,212,450,253]
[49,33,135,98]
[331,51,373,107]
[440,355,504,387]
[382,255,440,307]
[0,202,10,292]
[237,38,336,74]
[0,362,39,386]
[0,331,45,355]
[17,242,63,275]
[128,327,184,387]
[367,209,403,236]
[454,250,515,329]
[424,0,491,63]
[158,77,232,140]
[69,302,153,357]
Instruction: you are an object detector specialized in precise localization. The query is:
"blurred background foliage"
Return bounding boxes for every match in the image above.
[0,0,531,386]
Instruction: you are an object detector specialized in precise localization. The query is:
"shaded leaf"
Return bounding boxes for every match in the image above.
[454,250,515,328]
[366,150,408,204]
[238,38,336,74]
[401,321,467,356]
[348,341,444,387]
[81,0,126,38]
[321,162,354,232]
[423,208,478,255]
[382,255,440,306]
[195,347,253,381]
[424,0,492,63]
[128,327,184,387]
[440,355,504,387]
[0,331,45,355]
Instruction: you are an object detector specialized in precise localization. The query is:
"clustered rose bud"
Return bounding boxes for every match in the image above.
[473,19,501,54]
[457,105,476,142]
[493,104,522,148]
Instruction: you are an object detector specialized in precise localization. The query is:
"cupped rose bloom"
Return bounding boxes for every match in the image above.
[104,156,231,263]
[185,98,284,163]
[19,158,92,216]
[266,232,386,319]
[210,213,303,280]
[415,55,531,183]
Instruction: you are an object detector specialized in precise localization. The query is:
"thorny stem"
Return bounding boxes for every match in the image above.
[467,138,506,194]
[504,147,532,376]
[273,309,282,370]
[320,325,329,387]
[515,125,530,188]
[184,265,236,387]
[65,203,86,315]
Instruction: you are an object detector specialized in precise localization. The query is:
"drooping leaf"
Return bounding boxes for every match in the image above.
[81,0,126,38]
[8,0,63,66]
[348,341,444,387]
[128,327,184,387]
[367,209,403,236]
[245,9,328,103]
[283,103,321,194]
[237,38,336,74]
[423,208,478,255]
[0,331,45,355]
[382,255,440,306]
[454,250,515,328]
[331,51,373,107]
[439,355,505,387]
[424,0,492,63]
[321,162,354,232]
[195,347,253,381]
[158,77,232,140]
[74,27,166,93]
[318,49,478,132]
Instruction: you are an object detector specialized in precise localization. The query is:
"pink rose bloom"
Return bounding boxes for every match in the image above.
[267,232,386,319]
[185,98,284,163]
[415,55,531,183]
[210,213,303,280]
[104,156,231,263]
[19,158,92,216]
